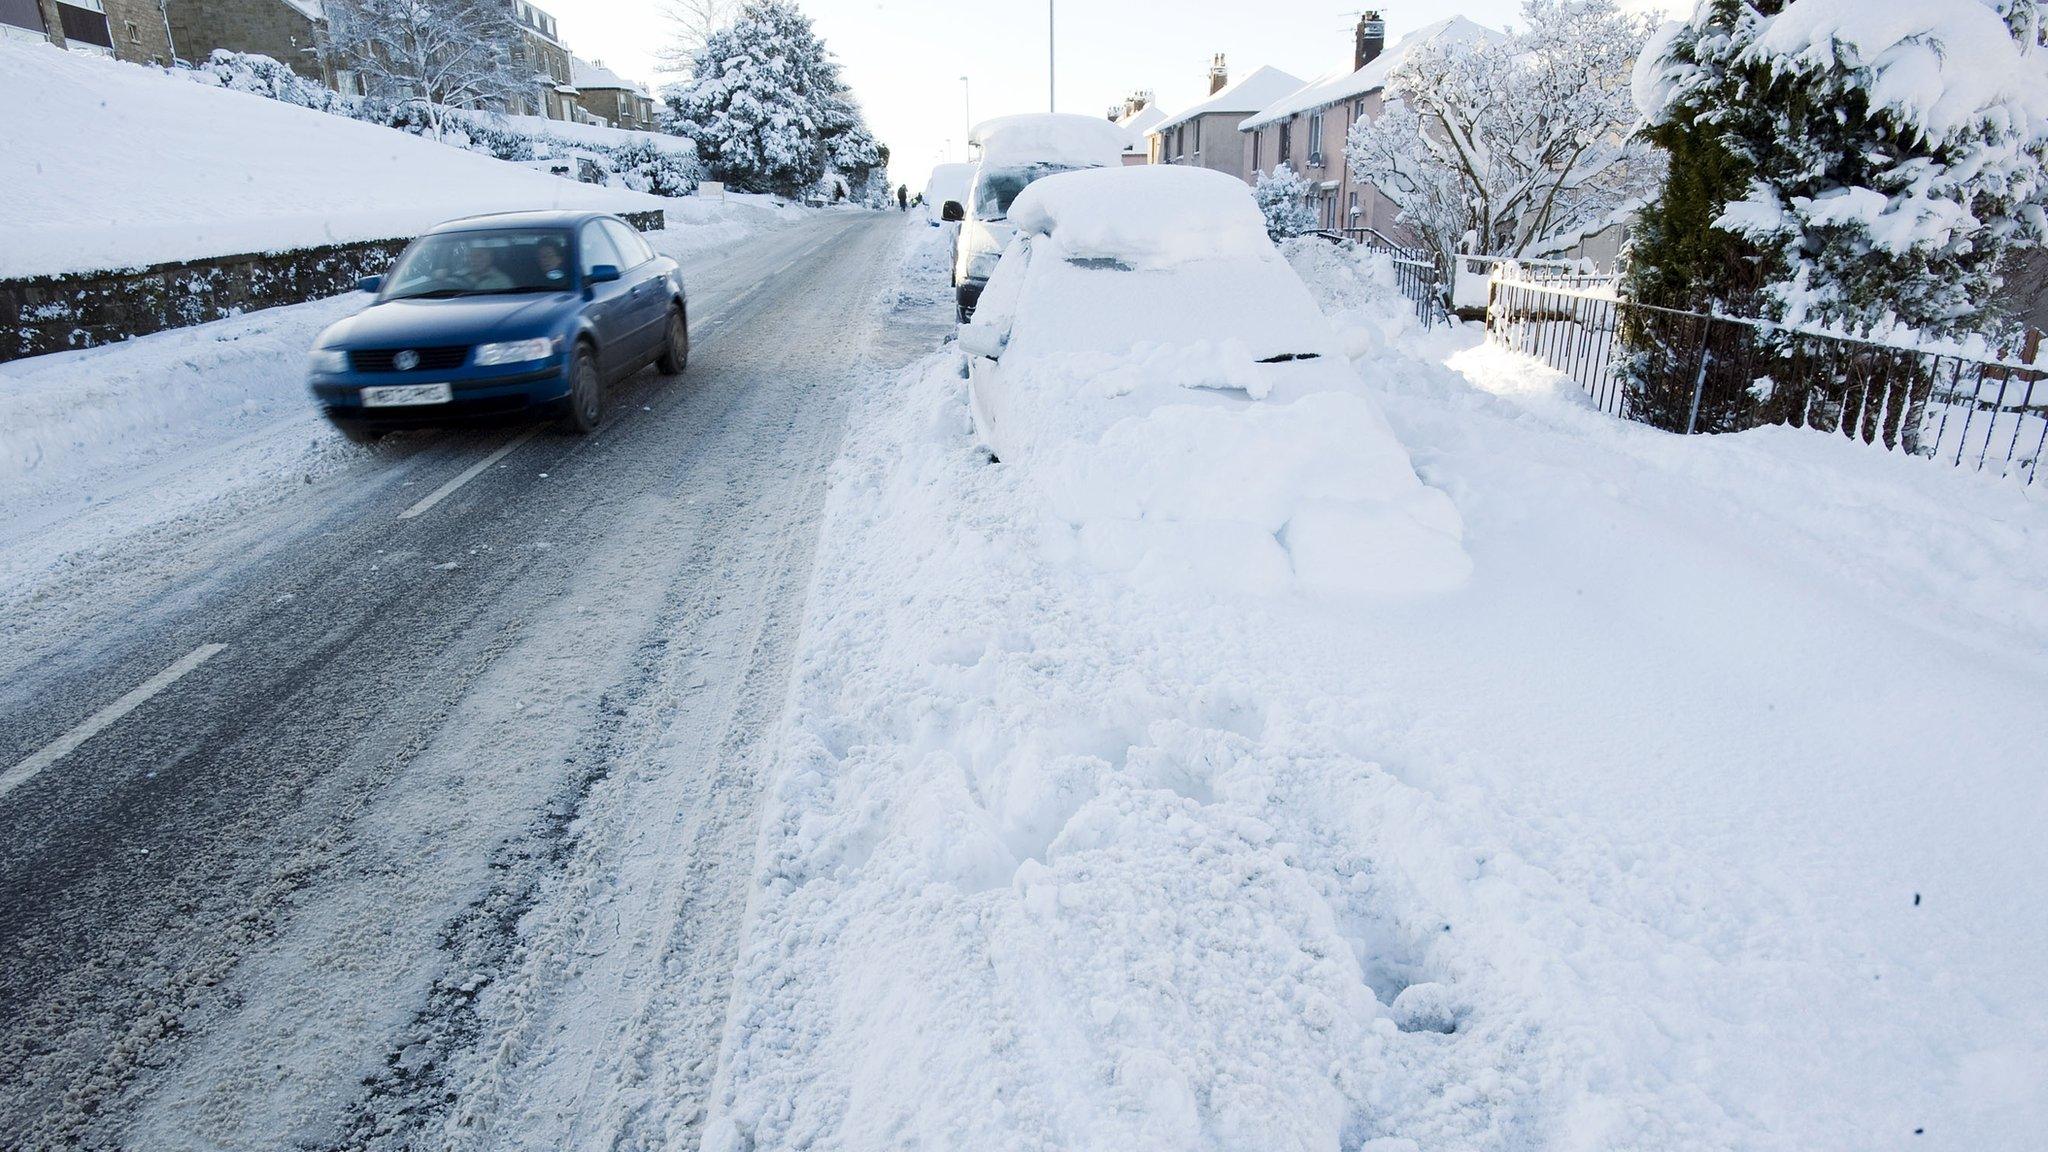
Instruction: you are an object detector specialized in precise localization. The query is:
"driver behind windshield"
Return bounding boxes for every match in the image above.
[461,243,514,292]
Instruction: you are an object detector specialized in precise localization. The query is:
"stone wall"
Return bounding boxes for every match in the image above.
[1,210,666,364]
[165,0,323,82]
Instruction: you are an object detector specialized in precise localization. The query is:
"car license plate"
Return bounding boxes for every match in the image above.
[361,382,453,407]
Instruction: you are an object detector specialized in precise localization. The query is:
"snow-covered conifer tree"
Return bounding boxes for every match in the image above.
[1634,0,2048,342]
[666,1,884,197]
[1254,164,1317,240]
[1346,0,1663,268]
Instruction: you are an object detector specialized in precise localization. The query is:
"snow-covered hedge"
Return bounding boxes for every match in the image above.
[182,51,702,196]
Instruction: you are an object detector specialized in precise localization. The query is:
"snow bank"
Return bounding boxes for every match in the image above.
[708,214,2048,1152]
[494,113,698,157]
[968,113,1130,169]
[0,42,668,277]
[1008,165,1273,268]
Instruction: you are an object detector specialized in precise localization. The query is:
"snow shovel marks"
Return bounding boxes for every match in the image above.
[703,342,1526,1150]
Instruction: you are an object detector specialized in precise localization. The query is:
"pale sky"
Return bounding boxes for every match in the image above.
[551,0,1686,189]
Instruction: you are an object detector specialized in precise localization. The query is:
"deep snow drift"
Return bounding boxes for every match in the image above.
[0,41,669,276]
[704,222,2048,1150]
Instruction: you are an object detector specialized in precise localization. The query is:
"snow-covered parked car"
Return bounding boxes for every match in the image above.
[953,114,1129,321]
[924,161,976,229]
[520,150,614,186]
[956,164,1470,597]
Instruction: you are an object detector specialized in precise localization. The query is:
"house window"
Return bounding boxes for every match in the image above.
[0,0,46,36]
[1278,121,1292,164]
[1354,99,1365,120]
[1308,111,1324,163]
[124,18,137,41]
[1192,118,1201,155]
[1251,129,1261,171]
[1348,190,1359,218]
[55,0,113,50]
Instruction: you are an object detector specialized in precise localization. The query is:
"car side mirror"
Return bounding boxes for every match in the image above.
[941,200,964,222]
[586,264,622,284]
[356,275,382,293]
[958,320,1007,360]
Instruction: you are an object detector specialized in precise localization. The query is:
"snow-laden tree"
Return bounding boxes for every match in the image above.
[325,0,527,138]
[1345,0,1664,268]
[1254,164,1317,239]
[1633,0,2048,342]
[666,1,884,196]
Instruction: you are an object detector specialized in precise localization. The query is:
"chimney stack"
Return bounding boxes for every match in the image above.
[1208,54,1228,95]
[1355,11,1386,71]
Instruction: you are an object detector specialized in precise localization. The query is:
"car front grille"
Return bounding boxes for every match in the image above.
[349,346,470,373]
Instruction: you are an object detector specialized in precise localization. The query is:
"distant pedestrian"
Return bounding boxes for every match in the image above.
[896,184,908,211]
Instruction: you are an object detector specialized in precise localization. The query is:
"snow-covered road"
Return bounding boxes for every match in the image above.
[0,210,909,1150]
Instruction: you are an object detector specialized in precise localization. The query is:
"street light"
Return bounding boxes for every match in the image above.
[960,75,971,159]
[1047,1,1055,112]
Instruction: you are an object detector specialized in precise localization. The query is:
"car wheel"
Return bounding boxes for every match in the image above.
[332,419,383,446]
[561,344,603,434]
[656,305,689,375]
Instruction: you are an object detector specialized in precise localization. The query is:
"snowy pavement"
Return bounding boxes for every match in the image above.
[0,209,909,1150]
[700,230,2048,1151]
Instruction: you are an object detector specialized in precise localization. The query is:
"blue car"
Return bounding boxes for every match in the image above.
[306,210,688,442]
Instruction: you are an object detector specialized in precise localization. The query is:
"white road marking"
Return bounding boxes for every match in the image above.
[0,644,228,801]
[398,429,540,520]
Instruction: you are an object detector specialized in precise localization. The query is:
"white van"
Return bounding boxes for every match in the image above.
[948,114,1129,321]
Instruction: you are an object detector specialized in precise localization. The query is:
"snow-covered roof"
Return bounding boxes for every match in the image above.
[571,56,646,95]
[277,0,323,21]
[1116,103,1167,153]
[1008,165,1272,269]
[1239,17,1503,130]
[1150,66,1306,134]
[970,114,1132,169]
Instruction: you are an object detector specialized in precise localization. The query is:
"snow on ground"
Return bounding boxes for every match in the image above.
[0,42,669,277]
[707,222,2048,1150]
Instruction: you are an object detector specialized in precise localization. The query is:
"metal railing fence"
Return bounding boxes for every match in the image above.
[1487,277,2046,485]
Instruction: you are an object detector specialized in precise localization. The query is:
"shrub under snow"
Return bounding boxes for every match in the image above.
[1253,164,1318,240]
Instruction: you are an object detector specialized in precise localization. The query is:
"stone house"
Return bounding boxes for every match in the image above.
[570,56,656,131]
[1239,14,1502,242]
[506,0,573,120]
[1145,59,1304,180]
[164,0,333,85]
[4,0,174,66]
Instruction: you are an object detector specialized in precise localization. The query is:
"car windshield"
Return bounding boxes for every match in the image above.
[974,164,1079,221]
[383,229,576,300]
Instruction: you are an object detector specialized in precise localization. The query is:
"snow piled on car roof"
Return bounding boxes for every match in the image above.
[969,113,1132,169]
[1007,165,1274,268]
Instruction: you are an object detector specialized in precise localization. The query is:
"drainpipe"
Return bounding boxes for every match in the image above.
[157,0,177,65]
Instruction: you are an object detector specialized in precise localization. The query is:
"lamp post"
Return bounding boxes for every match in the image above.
[960,75,971,159]
[1047,1,1055,112]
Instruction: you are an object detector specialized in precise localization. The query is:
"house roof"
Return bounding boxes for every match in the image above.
[1116,103,1167,153]
[571,57,647,95]
[1148,65,1305,135]
[278,0,323,21]
[1238,16,1503,131]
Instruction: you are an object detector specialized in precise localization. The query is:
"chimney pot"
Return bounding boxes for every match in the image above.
[1207,53,1228,95]
[1355,11,1386,71]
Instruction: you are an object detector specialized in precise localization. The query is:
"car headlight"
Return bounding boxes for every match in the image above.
[306,348,349,374]
[966,250,1002,282]
[473,337,559,367]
